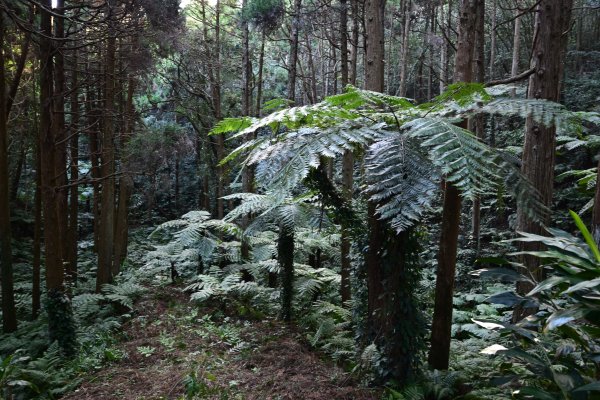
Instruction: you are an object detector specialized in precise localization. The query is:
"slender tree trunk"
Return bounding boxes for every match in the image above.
[54,0,70,278]
[0,14,17,333]
[399,0,411,97]
[114,76,136,272]
[67,43,79,284]
[241,0,252,116]
[350,0,360,85]
[510,1,521,97]
[97,1,117,291]
[516,0,573,299]
[32,142,42,319]
[288,0,303,102]
[439,0,448,92]
[340,0,349,89]
[471,0,485,255]
[489,0,496,80]
[255,30,266,116]
[214,0,225,219]
[428,0,479,371]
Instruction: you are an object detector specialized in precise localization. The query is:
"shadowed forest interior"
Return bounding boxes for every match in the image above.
[0,0,599,398]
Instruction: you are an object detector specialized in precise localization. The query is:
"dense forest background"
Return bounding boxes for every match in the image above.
[0,0,599,398]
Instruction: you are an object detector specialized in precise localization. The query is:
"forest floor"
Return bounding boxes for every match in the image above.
[61,284,380,400]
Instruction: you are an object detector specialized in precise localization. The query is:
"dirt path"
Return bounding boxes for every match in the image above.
[62,286,380,400]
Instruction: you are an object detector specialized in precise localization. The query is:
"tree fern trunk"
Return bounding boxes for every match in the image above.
[278,225,295,322]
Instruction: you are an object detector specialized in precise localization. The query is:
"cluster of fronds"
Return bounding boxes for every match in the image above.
[211,84,598,233]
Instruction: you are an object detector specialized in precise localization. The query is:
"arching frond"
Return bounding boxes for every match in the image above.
[404,118,502,198]
[365,136,439,231]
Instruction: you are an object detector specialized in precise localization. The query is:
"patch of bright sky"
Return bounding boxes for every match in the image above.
[51,0,58,8]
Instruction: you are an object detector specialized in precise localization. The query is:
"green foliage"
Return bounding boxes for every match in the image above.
[241,0,285,32]
[476,212,600,399]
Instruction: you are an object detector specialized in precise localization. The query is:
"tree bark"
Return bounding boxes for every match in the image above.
[97,0,117,291]
[255,30,266,116]
[67,42,79,285]
[399,0,411,97]
[516,0,573,298]
[510,1,521,97]
[114,76,136,272]
[428,0,479,371]
[288,0,303,102]
[0,13,17,333]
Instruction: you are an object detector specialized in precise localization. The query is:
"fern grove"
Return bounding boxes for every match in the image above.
[1,0,600,398]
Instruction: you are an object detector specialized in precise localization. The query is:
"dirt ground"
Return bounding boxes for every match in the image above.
[61,286,381,400]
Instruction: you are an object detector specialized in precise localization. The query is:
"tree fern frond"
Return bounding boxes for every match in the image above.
[365,136,439,232]
[404,118,501,198]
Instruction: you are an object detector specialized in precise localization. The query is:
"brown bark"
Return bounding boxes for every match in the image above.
[97,1,117,291]
[32,142,42,319]
[489,0,496,80]
[340,151,353,304]
[256,30,266,116]
[241,0,252,116]
[516,0,573,293]
[0,13,17,333]
[350,0,360,85]
[67,43,79,285]
[54,0,70,278]
[399,0,411,97]
[510,0,521,97]
[288,0,303,102]
[428,0,479,371]
[364,0,385,92]
[40,0,65,292]
[114,77,136,272]
[340,0,349,88]
[471,0,485,254]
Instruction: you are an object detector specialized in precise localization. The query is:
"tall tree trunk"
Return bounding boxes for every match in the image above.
[214,0,225,219]
[340,0,349,89]
[54,0,70,278]
[340,6,352,302]
[488,0,496,80]
[399,0,411,97]
[288,0,303,102]
[40,0,75,355]
[350,0,360,85]
[97,1,117,291]
[515,0,573,298]
[510,1,521,97]
[114,76,136,272]
[0,13,17,333]
[32,141,42,320]
[471,0,485,255]
[428,0,479,371]
[67,43,79,284]
[255,30,266,116]
[241,0,252,116]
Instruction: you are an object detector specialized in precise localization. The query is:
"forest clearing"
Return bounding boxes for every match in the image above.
[0,0,599,399]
